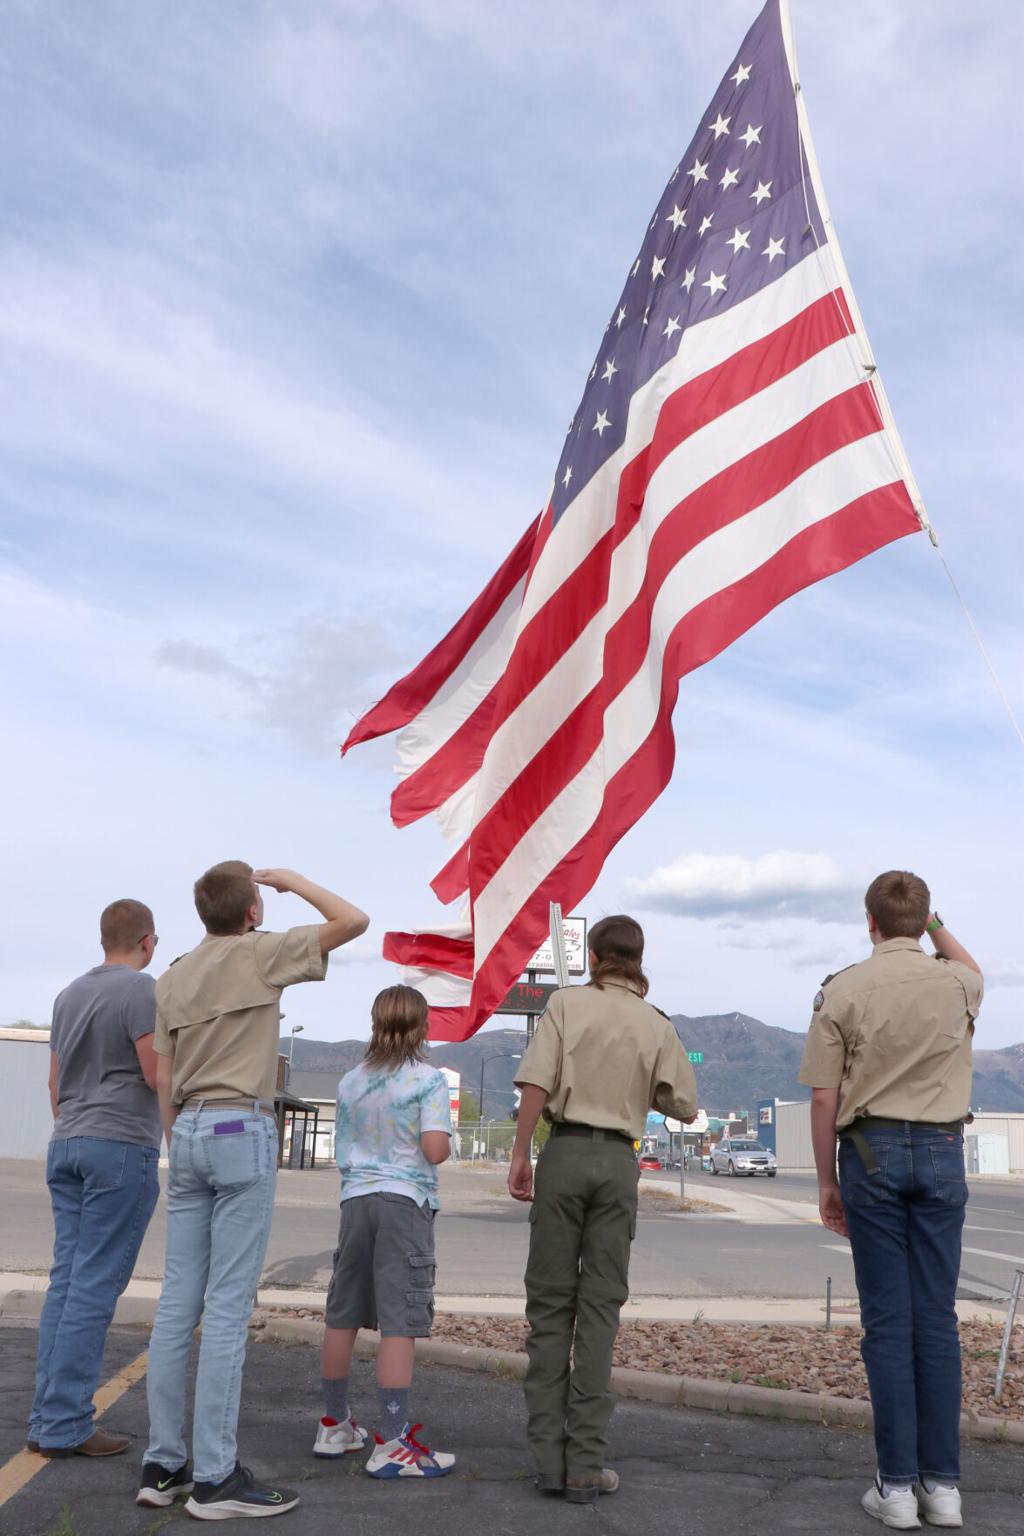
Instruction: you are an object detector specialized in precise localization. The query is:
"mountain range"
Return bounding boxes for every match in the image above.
[283,1010,1024,1116]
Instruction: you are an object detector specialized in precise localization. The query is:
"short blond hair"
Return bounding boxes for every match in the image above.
[865,870,930,939]
[364,986,429,1071]
[100,899,154,953]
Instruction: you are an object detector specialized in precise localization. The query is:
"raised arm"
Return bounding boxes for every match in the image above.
[254,869,369,957]
[927,914,982,977]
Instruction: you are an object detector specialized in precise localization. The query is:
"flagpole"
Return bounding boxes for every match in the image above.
[777,0,930,534]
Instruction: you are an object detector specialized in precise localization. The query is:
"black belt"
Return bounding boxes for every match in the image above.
[550,1122,635,1147]
[840,1116,964,1177]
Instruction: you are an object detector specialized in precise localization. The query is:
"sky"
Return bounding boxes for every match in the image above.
[2,0,1022,1052]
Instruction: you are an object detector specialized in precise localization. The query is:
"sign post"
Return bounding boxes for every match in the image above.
[664,1117,684,1201]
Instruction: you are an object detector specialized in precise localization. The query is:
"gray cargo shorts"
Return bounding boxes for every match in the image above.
[325,1191,437,1337]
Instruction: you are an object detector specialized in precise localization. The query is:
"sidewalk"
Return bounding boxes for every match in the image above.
[2,1325,1023,1536]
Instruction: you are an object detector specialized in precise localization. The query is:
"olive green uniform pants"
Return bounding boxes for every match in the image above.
[523,1131,639,1479]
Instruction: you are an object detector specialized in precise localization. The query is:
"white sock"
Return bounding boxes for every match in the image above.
[881,1479,913,1497]
[921,1477,957,1494]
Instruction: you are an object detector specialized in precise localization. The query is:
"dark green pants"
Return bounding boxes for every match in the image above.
[523,1132,638,1478]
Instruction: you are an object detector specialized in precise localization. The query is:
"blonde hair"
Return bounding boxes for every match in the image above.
[364,985,430,1071]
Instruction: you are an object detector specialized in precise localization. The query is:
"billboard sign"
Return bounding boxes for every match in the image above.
[527,915,588,976]
[440,1067,460,1128]
[495,979,558,1015]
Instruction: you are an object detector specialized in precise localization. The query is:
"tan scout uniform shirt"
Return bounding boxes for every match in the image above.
[154,926,326,1105]
[798,937,983,1130]
[515,979,698,1140]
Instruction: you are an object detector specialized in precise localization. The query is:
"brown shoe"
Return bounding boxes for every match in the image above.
[42,1430,130,1459]
[565,1470,619,1504]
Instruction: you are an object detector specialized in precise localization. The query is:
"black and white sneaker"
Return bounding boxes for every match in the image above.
[184,1463,300,1520]
[136,1461,194,1507]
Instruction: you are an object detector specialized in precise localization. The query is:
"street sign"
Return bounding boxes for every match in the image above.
[664,1117,682,1134]
[495,979,558,1015]
[527,915,588,976]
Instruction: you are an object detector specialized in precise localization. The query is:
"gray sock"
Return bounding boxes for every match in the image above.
[377,1386,410,1442]
[322,1377,350,1423]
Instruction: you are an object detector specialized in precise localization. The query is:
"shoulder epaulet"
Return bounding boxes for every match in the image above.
[813,962,856,1012]
[168,953,186,968]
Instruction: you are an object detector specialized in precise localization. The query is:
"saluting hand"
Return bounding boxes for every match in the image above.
[253,868,299,893]
[508,1153,534,1202]
[818,1184,848,1238]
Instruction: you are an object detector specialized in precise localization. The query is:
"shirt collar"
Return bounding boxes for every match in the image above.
[590,977,643,995]
[872,937,924,956]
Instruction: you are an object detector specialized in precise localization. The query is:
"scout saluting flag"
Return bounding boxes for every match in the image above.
[344,0,927,1041]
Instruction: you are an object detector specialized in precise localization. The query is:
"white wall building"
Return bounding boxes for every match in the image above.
[775,1097,1024,1175]
[0,1028,53,1158]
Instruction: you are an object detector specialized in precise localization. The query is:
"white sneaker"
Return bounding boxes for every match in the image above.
[862,1478,921,1529]
[365,1423,455,1479]
[312,1416,369,1458]
[916,1482,963,1528]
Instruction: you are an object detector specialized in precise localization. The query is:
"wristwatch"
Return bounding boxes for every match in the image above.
[926,912,944,935]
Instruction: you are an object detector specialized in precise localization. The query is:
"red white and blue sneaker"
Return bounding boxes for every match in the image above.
[312,1416,369,1458]
[365,1424,455,1479]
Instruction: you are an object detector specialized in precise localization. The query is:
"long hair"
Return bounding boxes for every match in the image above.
[364,985,430,1071]
[587,914,649,997]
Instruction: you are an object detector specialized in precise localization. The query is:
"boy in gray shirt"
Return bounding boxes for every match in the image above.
[30,899,161,1459]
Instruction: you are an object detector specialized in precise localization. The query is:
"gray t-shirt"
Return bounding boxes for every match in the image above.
[51,965,160,1148]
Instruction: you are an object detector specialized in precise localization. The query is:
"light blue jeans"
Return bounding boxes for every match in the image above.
[144,1107,278,1482]
[32,1137,159,1449]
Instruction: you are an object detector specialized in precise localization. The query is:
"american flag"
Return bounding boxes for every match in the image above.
[343,0,925,1041]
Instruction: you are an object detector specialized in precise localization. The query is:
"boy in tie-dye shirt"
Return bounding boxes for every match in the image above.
[314,986,455,1478]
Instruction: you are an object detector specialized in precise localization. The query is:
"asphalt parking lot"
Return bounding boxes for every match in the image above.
[3,1325,1024,1535]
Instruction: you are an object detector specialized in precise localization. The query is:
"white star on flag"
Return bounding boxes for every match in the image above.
[662,314,681,338]
[651,255,667,279]
[719,167,740,191]
[687,157,709,184]
[762,235,786,262]
[666,205,687,231]
[701,270,727,295]
[739,123,762,147]
[751,179,773,204]
[731,62,751,85]
[709,113,731,138]
[698,213,714,236]
[601,358,618,382]
[593,411,611,436]
[726,227,751,253]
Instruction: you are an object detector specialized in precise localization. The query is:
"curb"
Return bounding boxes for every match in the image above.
[253,1313,1024,1448]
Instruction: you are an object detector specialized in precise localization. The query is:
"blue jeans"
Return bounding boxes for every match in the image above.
[839,1125,967,1485]
[32,1137,159,1449]
[145,1108,278,1483]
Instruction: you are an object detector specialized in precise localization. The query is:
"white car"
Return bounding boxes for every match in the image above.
[710,1137,778,1177]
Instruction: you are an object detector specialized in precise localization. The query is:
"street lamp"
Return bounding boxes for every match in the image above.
[288,1024,304,1076]
[478,1051,521,1122]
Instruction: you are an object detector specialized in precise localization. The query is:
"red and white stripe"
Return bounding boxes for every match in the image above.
[344,99,925,1044]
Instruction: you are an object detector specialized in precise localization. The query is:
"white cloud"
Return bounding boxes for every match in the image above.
[625,851,863,923]
[983,960,1024,990]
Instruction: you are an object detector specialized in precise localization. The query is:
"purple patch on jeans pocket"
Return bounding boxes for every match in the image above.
[213,1120,246,1135]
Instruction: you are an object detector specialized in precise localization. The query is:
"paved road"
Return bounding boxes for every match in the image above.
[3,1325,1023,1536]
[3,1158,1023,1304]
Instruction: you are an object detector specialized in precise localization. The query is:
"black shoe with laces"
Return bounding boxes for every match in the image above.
[184,1462,300,1520]
[136,1460,194,1507]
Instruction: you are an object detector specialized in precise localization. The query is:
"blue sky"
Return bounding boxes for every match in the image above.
[2,0,1022,1055]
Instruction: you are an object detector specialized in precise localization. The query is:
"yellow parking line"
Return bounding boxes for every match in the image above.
[0,1348,149,1509]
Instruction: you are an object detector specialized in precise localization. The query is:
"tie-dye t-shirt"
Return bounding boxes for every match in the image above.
[334,1059,452,1210]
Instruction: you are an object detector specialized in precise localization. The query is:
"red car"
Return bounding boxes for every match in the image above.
[638,1154,662,1171]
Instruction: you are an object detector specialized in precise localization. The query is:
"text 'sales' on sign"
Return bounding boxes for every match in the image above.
[527,916,588,976]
